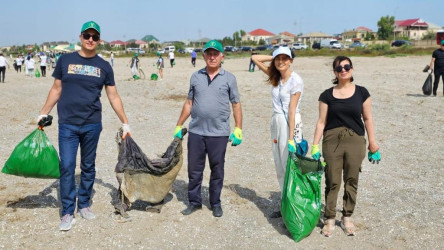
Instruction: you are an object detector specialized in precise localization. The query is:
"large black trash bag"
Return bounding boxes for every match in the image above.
[115,128,187,175]
[114,128,188,218]
[422,73,432,96]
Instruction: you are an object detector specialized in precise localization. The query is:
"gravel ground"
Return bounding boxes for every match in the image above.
[0,55,442,249]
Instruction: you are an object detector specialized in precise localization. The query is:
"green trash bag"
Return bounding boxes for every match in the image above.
[281,153,323,242]
[151,73,158,80]
[35,69,41,78]
[2,123,60,179]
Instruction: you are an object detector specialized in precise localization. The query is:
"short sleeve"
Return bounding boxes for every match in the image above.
[289,73,304,95]
[358,85,370,102]
[318,88,330,104]
[52,55,63,79]
[228,74,240,103]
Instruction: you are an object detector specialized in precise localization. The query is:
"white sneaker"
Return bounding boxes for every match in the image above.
[59,214,76,231]
[78,207,96,220]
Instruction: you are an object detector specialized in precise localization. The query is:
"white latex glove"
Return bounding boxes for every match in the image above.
[36,114,48,125]
[427,69,432,74]
[122,124,131,138]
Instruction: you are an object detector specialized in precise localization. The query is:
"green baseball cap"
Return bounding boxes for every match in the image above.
[81,21,101,34]
[203,40,224,53]
[441,40,444,45]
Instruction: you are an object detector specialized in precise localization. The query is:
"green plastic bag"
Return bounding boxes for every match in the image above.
[2,128,60,178]
[151,73,158,80]
[281,153,323,242]
[35,69,41,78]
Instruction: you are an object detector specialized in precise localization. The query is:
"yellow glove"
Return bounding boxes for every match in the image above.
[174,125,183,139]
[229,127,242,146]
[311,144,320,160]
[288,140,296,153]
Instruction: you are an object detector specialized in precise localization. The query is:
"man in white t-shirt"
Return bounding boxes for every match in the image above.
[168,51,175,68]
[0,52,10,82]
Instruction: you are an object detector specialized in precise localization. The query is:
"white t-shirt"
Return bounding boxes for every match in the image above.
[169,51,174,59]
[0,56,9,67]
[25,59,35,69]
[271,71,304,114]
[40,55,47,66]
[16,58,22,66]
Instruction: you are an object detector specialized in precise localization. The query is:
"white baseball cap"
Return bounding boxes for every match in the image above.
[272,46,292,59]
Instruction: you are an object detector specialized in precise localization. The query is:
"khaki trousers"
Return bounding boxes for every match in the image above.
[322,127,365,219]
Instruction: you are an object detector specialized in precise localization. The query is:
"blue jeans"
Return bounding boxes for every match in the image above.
[59,123,102,216]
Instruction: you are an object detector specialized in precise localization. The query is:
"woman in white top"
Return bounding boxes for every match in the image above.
[252,47,304,218]
[25,56,35,77]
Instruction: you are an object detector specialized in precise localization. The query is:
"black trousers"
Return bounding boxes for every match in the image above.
[0,66,5,82]
[433,70,444,95]
[187,132,228,208]
[40,66,46,77]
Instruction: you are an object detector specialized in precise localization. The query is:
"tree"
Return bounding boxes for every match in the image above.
[364,31,375,41]
[422,31,436,40]
[222,36,234,46]
[377,15,395,40]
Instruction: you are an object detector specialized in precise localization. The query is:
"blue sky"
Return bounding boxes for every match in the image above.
[1,0,442,46]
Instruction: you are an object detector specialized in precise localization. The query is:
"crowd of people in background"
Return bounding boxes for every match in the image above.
[0,51,67,81]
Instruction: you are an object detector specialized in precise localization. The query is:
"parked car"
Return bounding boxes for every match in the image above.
[291,43,308,50]
[224,46,238,52]
[126,48,145,54]
[177,49,185,54]
[312,42,321,49]
[194,48,203,52]
[240,46,253,52]
[255,45,268,51]
[184,47,195,53]
[391,40,412,47]
[157,48,165,54]
[349,41,366,48]
[321,39,341,49]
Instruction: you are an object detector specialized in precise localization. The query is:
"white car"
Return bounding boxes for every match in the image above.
[291,43,308,50]
[184,47,195,53]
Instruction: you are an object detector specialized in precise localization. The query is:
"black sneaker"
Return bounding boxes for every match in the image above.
[181,204,202,215]
[212,206,223,217]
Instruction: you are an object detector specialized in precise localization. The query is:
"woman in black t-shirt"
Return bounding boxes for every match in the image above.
[311,56,380,237]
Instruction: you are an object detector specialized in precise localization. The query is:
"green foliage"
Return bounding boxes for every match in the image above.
[222,36,234,46]
[258,39,265,45]
[173,42,185,50]
[377,15,395,40]
[364,31,375,41]
[368,43,390,51]
[422,31,436,40]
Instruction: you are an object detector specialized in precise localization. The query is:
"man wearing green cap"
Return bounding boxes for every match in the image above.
[429,40,444,96]
[38,21,131,231]
[174,40,243,217]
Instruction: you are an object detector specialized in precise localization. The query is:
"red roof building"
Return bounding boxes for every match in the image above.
[394,18,429,40]
[242,29,275,44]
[109,40,129,48]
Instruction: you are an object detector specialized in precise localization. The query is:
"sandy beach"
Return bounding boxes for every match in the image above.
[0,54,442,249]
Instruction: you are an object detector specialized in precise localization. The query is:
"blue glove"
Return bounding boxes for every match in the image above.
[229,127,242,146]
[311,144,320,160]
[368,151,381,164]
[288,140,296,153]
[174,125,182,139]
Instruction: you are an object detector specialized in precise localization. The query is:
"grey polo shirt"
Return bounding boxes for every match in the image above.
[188,67,240,136]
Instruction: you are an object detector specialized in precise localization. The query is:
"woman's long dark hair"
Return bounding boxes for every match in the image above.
[332,56,354,84]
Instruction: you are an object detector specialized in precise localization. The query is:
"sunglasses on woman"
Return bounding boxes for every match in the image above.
[334,64,352,72]
[82,33,100,42]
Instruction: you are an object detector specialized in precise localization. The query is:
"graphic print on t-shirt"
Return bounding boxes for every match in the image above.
[67,64,101,77]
